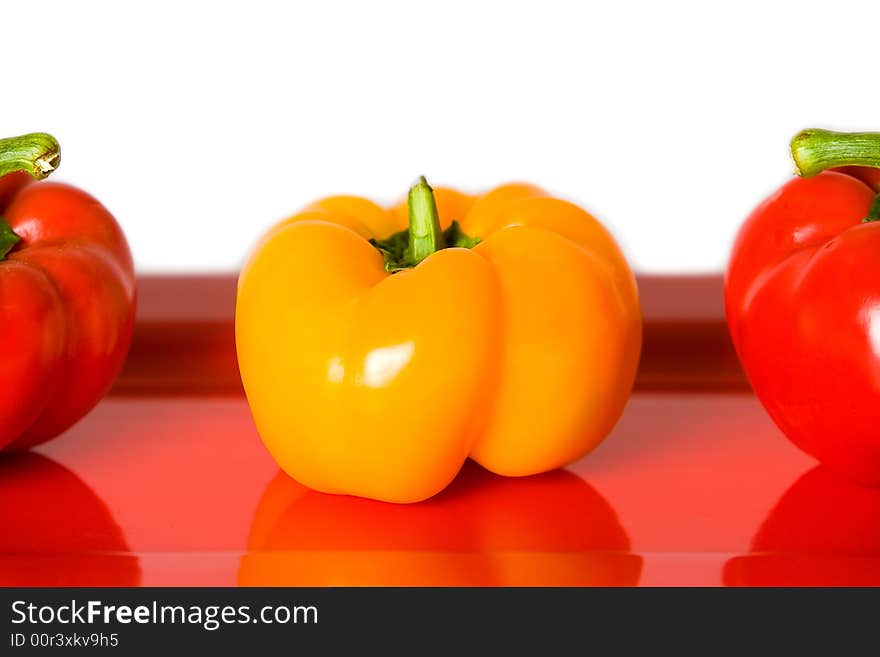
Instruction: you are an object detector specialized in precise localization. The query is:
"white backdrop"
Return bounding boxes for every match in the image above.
[4,0,878,273]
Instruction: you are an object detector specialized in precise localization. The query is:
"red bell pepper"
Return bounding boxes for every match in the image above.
[0,133,135,451]
[726,129,880,485]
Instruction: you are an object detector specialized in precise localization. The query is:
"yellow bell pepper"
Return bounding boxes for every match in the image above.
[236,178,641,503]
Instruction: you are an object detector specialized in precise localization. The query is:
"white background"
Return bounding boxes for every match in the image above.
[4,0,879,273]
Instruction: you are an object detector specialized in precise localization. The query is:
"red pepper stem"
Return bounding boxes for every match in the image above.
[0,133,61,260]
[407,176,445,265]
[864,195,880,224]
[791,129,880,178]
[0,219,19,259]
[0,133,60,180]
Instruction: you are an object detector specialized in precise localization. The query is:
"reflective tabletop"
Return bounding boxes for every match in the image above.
[2,276,877,586]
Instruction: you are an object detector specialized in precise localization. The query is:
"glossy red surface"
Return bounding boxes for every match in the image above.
[2,276,878,586]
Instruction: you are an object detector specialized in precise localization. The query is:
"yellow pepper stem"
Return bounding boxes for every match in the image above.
[370,176,481,272]
[407,176,445,264]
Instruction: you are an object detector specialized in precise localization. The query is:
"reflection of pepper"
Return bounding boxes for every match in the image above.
[0,452,140,586]
[238,461,641,586]
[726,129,880,484]
[237,178,641,503]
[724,466,880,586]
[0,134,135,451]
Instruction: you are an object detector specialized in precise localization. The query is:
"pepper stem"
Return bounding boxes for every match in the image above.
[407,176,444,264]
[0,133,61,259]
[791,129,880,178]
[0,133,60,180]
[370,176,481,271]
[864,195,880,223]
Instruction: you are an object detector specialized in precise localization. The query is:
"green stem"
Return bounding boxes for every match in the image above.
[0,133,61,259]
[0,133,60,180]
[864,195,880,223]
[0,221,19,259]
[370,176,481,272]
[791,129,880,177]
[407,176,444,264]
